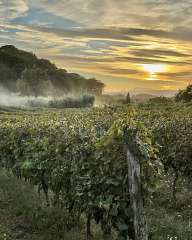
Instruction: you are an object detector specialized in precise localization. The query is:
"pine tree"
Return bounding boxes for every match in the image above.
[125,92,131,104]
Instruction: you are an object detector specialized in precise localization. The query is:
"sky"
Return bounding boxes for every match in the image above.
[0,0,192,94]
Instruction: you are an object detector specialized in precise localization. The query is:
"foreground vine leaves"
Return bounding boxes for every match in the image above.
[0,103,191,239]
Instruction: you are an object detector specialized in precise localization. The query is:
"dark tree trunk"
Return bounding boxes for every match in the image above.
[86,213,92,240]
[126,147,148,240]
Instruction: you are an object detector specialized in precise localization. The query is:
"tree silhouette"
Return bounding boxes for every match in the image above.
[175,84,192,103]
[125,92,131,104]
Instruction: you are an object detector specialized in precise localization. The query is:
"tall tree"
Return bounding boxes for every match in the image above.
[175,84,192,103]
[0,63,15,91]
[125,92,131,104]
[17,67,49,97]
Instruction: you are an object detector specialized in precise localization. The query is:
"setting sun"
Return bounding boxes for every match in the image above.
[141,64,167,80]
[142,64,167,74]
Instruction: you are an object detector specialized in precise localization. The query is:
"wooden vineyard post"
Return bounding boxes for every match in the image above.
[126,147,148,240]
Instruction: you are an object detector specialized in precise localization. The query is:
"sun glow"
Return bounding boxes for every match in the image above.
[141,64,167,80]
[142,64,167,74]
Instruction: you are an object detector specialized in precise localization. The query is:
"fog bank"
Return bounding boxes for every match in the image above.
[0,86,95,108]
[0,86,51,107]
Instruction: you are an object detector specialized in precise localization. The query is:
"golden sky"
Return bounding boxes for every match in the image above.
[0,0,192,94]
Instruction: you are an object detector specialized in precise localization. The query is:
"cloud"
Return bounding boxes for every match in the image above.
[28,0,192,28]
[104,68,142,76]
[158,71,192,78]
[130,49,191,58]
[115,56,190,66]
[17,24,192,44]
[0,0,28,21]
[124,27,192,42]
[23,25,136,42]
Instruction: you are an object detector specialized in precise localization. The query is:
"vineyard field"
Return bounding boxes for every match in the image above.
[0,103,192,240]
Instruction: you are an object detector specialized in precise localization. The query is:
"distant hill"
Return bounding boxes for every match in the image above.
[97,93,159,105]
[0,45,104,95]
[131,93,156,103]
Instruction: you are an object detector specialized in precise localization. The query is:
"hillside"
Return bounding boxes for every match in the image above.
[0,45,104,96]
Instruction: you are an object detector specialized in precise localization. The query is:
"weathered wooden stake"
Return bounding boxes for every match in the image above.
[126,147,148,240]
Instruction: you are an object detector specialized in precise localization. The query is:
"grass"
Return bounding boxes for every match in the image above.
[0,170,103,240]
[148,206,192,240]
[147,175,192,240]
[0,170,192,240]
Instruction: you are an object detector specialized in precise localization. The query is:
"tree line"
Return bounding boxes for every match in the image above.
[0,45,104,97]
